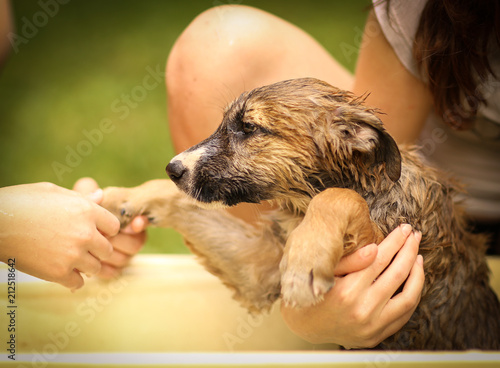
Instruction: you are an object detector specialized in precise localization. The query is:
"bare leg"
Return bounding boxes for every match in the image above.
[165,4,353,223]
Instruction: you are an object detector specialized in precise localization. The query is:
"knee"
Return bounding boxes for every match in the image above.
[172,5,271,53]
[167,5,275,82]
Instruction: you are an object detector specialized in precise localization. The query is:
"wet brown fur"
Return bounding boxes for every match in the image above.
[102,78,500,350]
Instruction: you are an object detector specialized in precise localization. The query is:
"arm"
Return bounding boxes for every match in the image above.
[353,10,433,144]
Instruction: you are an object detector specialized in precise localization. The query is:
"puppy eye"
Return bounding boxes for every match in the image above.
[242,122,257,134]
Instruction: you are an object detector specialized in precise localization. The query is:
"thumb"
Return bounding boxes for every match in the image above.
[334,243,378,276]
[73,177,102,204]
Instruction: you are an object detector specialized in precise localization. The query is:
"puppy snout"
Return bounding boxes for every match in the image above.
[166,160,186,182]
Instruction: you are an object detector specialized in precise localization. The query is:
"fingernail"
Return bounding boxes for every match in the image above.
[121,224,136,235]
[401,224,412,236]
[131,217,145,233]
[417,255,424,266]
[88,188,103,203]
[360,244,375,257]
[414,231,422,242]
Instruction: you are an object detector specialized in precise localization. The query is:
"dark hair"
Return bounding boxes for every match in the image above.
[387,0,500,130]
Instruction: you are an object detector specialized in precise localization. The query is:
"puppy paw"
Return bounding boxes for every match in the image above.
[101,187,140,228]
[279,217,343,308]
[280,254,335,308]
[101,180,179,229]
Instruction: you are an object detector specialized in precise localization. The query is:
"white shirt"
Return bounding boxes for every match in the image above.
[374,0,500,220]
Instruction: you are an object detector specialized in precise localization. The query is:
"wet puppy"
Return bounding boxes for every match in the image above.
[102,78,500,350]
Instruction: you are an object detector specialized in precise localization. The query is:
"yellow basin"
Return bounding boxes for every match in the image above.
[1,254,499,367]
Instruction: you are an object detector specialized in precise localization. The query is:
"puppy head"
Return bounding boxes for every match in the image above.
[166,78,401,208]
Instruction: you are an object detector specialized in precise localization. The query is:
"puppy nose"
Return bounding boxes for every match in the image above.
[166,160,186,182]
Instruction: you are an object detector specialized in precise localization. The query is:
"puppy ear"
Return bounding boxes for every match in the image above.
[371,123,402,182]
[336,108,402,182]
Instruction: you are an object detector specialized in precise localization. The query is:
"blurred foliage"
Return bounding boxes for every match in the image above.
[0,0,369,253]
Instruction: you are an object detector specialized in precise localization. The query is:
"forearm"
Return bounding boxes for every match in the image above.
[0,185,29,264]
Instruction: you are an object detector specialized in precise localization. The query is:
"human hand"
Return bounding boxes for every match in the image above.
[280,224,424,349]
[73,177,149,278]
[0,182,120,290]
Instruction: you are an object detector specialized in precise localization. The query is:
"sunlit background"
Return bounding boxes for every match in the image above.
[0,0,369,253]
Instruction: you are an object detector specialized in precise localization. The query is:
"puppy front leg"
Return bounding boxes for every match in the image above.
[173,211,283,313]
[280,188,383,308]
[102,180,282,313]
[102,179,181,228]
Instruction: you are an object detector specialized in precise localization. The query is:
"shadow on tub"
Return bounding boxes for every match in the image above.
[1,254,500,367]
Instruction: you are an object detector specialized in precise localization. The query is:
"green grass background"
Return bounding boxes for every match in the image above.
[0,0,369,254]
